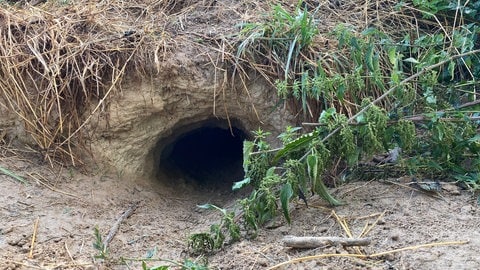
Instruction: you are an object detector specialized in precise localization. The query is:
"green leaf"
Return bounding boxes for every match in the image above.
[426,93,437,105]
[232,177,251,190]
[356,113,365,124]
[284,35,299,79]
[243,141,254,173]
[388,47,397,65]
[350,36,361,50]
[427,160,443,171]
[0,166,27,184]
[197,204,225,215]
[265,167,277,177]
[319,108,336,123]
[273,132,317,163]
[337,83,346,101]
[404,57,420,64]
[197,203,215,209]
[150,266,169,270]
[468,134,480,143]
[365,43,375,72]
[182,258,209,270]
[145,247,157,259]
[448,61,455,81]
[306,154,318,182]
[306,152,342,206]
[314,178,343,206]
[280,183,294,224]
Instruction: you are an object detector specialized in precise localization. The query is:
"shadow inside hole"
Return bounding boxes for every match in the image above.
[157,119,249,191]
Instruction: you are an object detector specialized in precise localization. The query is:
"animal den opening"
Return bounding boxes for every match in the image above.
[155,118,249,191]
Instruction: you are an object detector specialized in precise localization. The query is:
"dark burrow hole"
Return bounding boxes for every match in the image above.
[155,118,250,191]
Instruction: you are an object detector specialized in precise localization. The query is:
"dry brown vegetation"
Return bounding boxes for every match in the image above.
[0,0,174,164]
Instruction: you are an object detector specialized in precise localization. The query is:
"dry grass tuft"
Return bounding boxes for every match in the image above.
[0,0,176,165]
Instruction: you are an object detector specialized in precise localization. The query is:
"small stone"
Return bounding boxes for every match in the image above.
[383,253,396,261]
[7,239,18,246]
[318,226,328,233]
[461,205,475,213]
[277,226,289,235]
[391,234,400,241]
[7,236,26,247]
[442,183,461,195]
[257,258,268,267]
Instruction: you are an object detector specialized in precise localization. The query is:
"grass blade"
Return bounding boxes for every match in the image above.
[0,165,27,184]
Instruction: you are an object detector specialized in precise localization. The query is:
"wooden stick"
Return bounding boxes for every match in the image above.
[28,217,40,259]
[102,202,139,252]
[283,235,371,249]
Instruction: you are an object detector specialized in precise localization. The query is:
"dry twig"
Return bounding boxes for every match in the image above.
[283,235,371,249]
[102,202,140,251]
[28,217,40,259]
[268,240,469,270]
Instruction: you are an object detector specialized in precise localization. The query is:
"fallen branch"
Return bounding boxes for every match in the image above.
[283,235,371,248]
[103,202,139,251]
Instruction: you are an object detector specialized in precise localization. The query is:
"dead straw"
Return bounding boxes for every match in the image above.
[28,216,40,259]
[0,0,174,165]
[267,240,469,270]
[27,172,84,201]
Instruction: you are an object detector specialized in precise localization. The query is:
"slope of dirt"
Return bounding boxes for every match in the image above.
[1,155,479,270]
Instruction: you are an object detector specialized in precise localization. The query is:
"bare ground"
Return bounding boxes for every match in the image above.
[1,154,479,270]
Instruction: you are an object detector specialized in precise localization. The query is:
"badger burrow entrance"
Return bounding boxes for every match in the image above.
[154,118,250,191]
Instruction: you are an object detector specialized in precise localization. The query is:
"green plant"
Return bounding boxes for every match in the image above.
[93,226,108,260]
[188,233,215,255]
[238,97,480,233]
[412,0,480,21]
[407,113,480,176]
[188,204,240,255]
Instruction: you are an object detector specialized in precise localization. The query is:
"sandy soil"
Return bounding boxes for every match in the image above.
[1,151,479,270]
